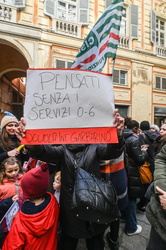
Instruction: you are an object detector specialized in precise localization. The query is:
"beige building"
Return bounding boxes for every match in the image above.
[0,0,166,126]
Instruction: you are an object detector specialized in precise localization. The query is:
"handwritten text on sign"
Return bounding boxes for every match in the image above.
[23,69,117,144]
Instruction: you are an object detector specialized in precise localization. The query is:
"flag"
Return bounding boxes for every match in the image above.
[71,0,124,72]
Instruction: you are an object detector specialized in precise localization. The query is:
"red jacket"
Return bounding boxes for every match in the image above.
[0,174,23,200]
[2,193,59,250]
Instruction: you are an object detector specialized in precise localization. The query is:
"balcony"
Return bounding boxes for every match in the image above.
[0,2,17,22]
[155,45,166,58]
[118,36,131,49]
[52,19,82,38]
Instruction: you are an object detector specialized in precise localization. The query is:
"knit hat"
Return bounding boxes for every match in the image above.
[140,121,150,131]
[150,124,159,132]
[21,164,49,199]
[1,116,18,130]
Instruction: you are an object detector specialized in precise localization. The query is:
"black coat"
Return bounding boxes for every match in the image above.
[139,130,157,173]
[123,129,148,198]
[28,138,124,239]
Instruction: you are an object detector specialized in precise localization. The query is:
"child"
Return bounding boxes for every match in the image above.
[2,163,59,250]
[53,171,61,204]
[0,157,23,200]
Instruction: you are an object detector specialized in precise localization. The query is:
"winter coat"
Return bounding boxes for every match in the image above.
[123,129,148,198]
[146,144,166,242]
[139,130,157,173]
[2,193,59,250]
[27,138,124,239]
[100,152,128,211]
[0,174,23,200]
[0,135,29,165]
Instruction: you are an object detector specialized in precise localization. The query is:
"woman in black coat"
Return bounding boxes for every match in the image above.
[18,110,124,250]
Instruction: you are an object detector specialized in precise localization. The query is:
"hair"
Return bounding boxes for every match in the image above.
[140,121,150,131]
[124,116,132,128]
[0,157,23,184]
[0,128,20,151]
[126,119,139,130]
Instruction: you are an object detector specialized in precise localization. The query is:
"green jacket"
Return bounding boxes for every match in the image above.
[146,144,166,241]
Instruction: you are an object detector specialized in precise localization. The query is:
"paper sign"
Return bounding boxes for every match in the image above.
[22,69,117,144]
[0,201,20,232]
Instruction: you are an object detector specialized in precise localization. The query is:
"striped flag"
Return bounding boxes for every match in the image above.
[71,0,124,72]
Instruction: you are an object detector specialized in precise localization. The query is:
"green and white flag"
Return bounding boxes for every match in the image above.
[71,0,124,72]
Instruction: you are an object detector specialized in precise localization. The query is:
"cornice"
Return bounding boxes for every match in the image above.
[155,3,166,19]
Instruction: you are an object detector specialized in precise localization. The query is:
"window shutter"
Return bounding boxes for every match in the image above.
[130,4,138,39]
[150,10,156,44]
[56,60,66,68]
[44,0,56,17]
[14,0,25,8]
[79,0,89,25]
[113,70,119,84]
[105,0,113,9]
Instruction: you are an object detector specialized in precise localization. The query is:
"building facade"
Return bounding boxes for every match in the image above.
[0,0,166,126]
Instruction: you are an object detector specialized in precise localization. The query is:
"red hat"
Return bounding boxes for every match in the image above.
[21,164,49,199]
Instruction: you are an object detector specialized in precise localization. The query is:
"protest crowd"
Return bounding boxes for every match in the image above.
[0,111,166,250]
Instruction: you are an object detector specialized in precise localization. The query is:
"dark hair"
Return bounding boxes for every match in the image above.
[124,116,132,128]
[126,120,139,129]
[140,121,150,131]
[1,128,20,151]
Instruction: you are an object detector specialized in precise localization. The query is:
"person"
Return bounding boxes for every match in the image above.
[154,123,166,156]
[2,164,59,250]
[137,120,158,212]
[0,157,23,200]
[0,115,29,165]
[122,119,148,236]
[150,124,160,135]
[17,109,124,250]
[0,195,18,248]
[146,144,166,250]
[53,171,61,204]
[100,152,128,250]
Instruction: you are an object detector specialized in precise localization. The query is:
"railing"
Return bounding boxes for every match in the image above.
[155,45,166,58]
[118,36,131,49]
[52,19,82,38]
[0,3,17,22]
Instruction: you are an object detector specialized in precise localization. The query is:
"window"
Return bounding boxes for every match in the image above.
[0,0,25,7]
[113,70,127,85]
[156,76,166,90]
[57,0,77,22]
[115,105,128,118]
[156,18,165,47]
[105,0,113,9]
[55,59,73,68]
[130,4,138,39]
[120,7,126,36]
[44,0,89,24]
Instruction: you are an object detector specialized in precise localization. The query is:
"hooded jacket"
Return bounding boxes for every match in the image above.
[2,193,59,250]
[26,139,124,239]
[139,130,157,173]
[0,174,23,200]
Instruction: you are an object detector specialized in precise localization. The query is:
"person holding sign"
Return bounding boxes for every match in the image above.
[16,109,124,250]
